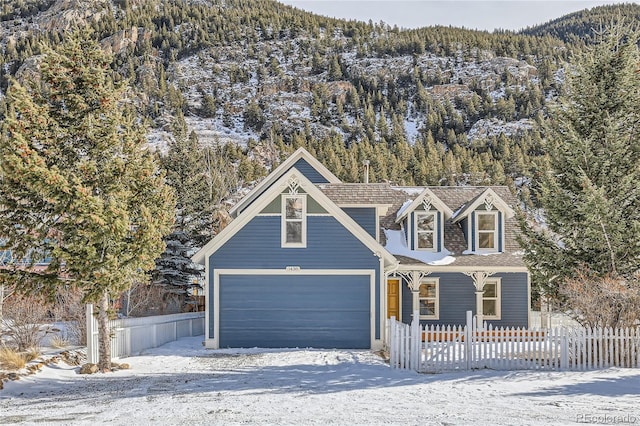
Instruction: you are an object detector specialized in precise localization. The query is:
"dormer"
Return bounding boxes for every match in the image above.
[395,189,453,252]
[451,188,515,253]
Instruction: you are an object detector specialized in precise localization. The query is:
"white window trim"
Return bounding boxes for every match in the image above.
[482,278,501,320]
[475,211,499,252]
[414,211,437,252]
[281,194,307,248]
[413,278,439,320]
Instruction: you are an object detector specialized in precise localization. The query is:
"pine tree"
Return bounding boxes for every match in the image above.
[155,116,214,306]
[520,25,640,296]
[0,30,175,371]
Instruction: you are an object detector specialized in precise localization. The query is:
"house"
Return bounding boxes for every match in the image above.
[192,148,530,350]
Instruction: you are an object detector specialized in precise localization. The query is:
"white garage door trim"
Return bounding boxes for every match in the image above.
[207,268,377,349]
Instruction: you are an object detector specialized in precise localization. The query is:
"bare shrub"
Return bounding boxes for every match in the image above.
[560,270,640,329]
[1,294,52,351]
[120,281,172,317]
[51,287,87,346]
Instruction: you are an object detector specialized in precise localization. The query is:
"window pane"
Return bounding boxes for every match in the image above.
[417,232,434,249]
[286,198,303,219]
[286,222,302,243]
[417,214,434,231]
[483,300,497,316]
[478,232,494,249]
[419,283,436,298]
[483,283,497,298]
[478,214,495,231]
[420,300,435,316]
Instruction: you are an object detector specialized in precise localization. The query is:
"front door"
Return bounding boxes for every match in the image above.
[387,278,400,319]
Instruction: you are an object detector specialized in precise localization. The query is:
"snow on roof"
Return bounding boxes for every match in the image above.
[383,229,455,266]
[395,200,413,222]
[450,203,466,220]
[391,186,425,195]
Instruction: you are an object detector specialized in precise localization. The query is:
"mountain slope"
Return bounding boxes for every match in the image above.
[0,0,633,188]
[521,3,640,44]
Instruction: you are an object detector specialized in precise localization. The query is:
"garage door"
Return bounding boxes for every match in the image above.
[219,274,371,349]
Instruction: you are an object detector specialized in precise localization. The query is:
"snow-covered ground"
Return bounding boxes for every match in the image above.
[1,337,639,425]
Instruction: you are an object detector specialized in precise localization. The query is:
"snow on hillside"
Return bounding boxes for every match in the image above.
[161,41,542,149]
[1,336,638,425]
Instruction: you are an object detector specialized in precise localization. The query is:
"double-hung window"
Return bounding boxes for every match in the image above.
[282,195,306,247]
[482,279,501,320]
[417,279,439,320]
[415,212,436,250]
[476,212,498,251]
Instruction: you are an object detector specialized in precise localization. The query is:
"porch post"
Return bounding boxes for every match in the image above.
[475,290,484,329]
[463,271,495,330]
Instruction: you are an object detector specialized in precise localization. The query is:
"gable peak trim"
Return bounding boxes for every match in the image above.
[229,147,341,217]
[451,187,515,224]
[395,187,453,223]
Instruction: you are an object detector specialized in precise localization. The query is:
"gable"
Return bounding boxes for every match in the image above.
[451,188,515,223]
[192,168,396,267]
[395,188,453,223]
[229,148,340,217]
[289,158,332,184]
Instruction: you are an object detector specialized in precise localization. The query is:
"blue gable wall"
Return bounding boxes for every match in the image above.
[209,215,381,339]
[401,272,528,328]
[238,158,331,215]
[342,207,377,238]
[288,158,331,183]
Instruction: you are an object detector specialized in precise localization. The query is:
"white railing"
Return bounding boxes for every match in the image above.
[86,305,205,363]
[389,311,640,372]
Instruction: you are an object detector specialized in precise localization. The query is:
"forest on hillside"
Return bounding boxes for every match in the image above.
[1,1,637,195]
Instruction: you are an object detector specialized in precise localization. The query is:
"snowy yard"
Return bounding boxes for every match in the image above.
[1,337,639,425]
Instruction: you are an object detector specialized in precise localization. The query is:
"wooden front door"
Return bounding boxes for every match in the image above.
[387,278,400,319]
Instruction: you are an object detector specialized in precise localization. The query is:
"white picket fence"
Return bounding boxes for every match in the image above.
[86,304,205,363]
[389,311,640,372]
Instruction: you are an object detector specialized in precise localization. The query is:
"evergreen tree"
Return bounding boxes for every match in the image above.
[520,25,640,296]
[155,116,214,306]
[0,30,175,371]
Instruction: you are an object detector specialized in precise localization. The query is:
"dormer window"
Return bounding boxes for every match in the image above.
[415,212,436,251]
[476,212,498,251]
[282,194,306,247]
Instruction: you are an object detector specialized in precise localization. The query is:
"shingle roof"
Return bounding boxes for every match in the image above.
[318,183,525,269]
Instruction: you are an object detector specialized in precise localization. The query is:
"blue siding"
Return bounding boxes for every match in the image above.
[471,214,476,251]
[437,211,442,251]
[343,207,376,238]
[402,219,408,244]
[400,272,529,328]
[409,212,414,250]
[498,211,503,252]
[401,277,412,324]
[219,274,370,348]
[288,158,330,183]
[491,272,529,328]
[209,215,381,342]
[461,217,469,246]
